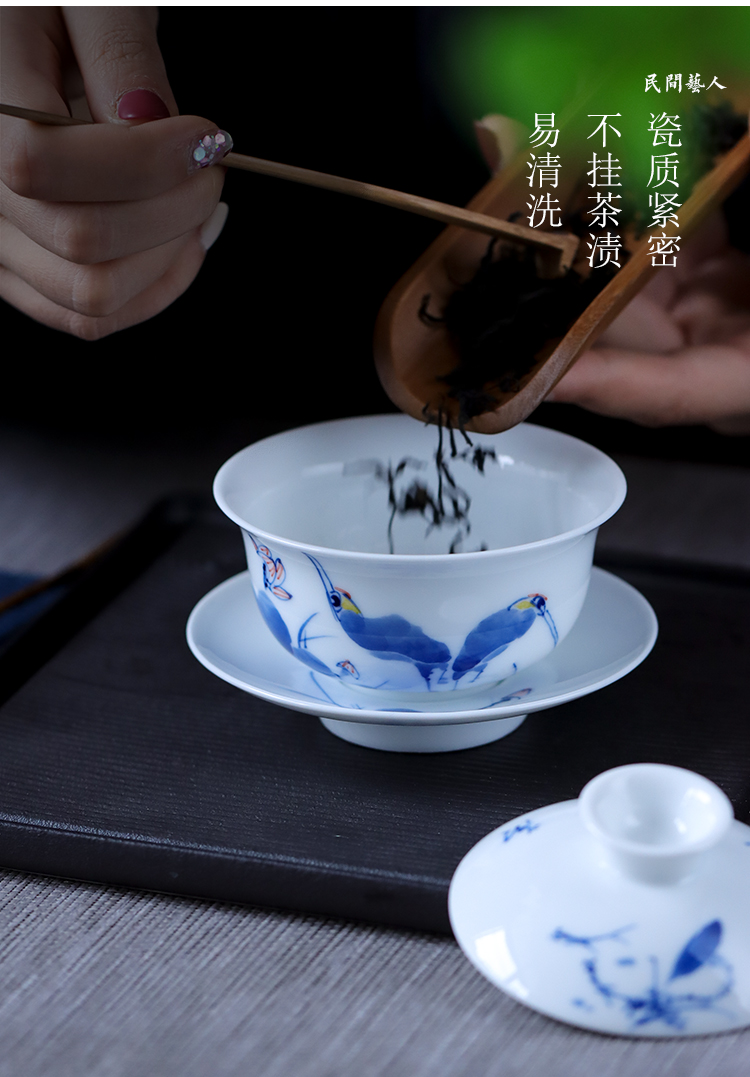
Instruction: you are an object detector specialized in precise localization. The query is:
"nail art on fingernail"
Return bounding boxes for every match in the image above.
[190,130,233,170]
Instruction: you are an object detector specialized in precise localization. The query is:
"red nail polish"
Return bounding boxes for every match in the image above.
[117,90,170,120]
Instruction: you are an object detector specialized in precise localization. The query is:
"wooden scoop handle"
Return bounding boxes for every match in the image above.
[0,102,579,272]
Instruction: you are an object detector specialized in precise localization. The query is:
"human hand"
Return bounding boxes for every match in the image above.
[474,112,750,436]
[0,7,231,339]
[547,210,750,435]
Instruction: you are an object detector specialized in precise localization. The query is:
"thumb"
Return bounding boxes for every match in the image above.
[474,114,528,174]
[62,7,177,124]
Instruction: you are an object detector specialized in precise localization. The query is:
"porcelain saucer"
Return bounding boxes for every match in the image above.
[186,566,657,752]
[449,767,750,1036]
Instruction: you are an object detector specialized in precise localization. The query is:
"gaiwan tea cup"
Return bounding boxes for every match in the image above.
[213,415,626,702]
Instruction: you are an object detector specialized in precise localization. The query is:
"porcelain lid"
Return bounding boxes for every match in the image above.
[449,765,750,1037]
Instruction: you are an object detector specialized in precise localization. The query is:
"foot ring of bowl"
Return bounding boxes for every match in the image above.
[318,714,526,753]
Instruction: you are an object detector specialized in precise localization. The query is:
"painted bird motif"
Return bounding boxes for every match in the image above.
[307,556,451,687]
[452,594,558,683]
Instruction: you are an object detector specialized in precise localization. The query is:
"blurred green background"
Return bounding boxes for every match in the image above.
[428,5,749,202]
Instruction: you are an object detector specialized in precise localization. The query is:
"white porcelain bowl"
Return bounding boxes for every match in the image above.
[213,415,626,703]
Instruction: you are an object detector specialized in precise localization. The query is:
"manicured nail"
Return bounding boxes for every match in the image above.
[190,130,233,171]
[474,119,501,174]
[200,202,229,251]
[117,89,170,120]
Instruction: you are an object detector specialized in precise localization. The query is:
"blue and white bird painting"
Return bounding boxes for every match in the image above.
[452,594,559,683]
[307,555,451,688]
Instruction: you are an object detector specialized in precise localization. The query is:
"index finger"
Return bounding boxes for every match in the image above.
[62,6,178,124]
[1,113,233,201]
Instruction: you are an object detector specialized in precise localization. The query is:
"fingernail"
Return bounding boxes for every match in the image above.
[200,202,229,251]
[474,120,501,174]
[117,89,170,120]
[190,130,233,171]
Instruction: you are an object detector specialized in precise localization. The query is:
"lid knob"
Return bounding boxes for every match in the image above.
[579,763,734,884]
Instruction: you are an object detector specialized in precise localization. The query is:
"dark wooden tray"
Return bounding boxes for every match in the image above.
[0,497,748,934]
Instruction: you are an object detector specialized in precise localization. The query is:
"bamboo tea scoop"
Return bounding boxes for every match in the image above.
[374,130,750,434]
[0,103,578,275]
